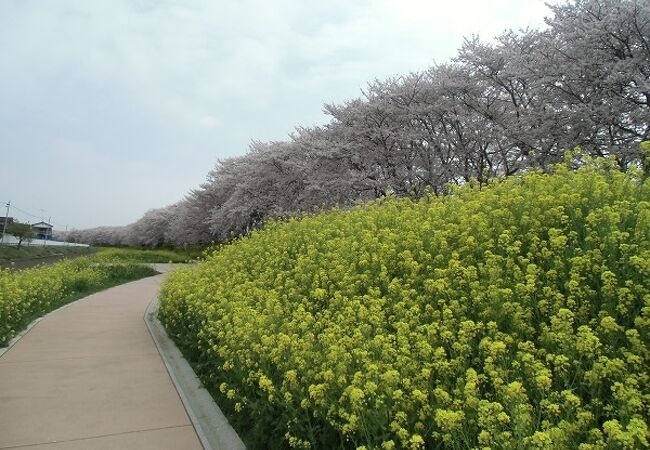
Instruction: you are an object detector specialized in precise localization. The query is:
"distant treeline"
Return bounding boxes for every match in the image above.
[59,0,650,248]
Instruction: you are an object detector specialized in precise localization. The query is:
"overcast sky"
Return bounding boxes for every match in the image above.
[0,0,554,229]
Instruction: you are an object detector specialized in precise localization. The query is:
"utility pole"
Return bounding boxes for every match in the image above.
[1,200,10,245]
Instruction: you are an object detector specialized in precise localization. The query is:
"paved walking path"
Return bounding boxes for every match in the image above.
[0,274,203,449]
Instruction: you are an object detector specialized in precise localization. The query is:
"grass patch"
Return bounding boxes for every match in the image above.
[0,245,93,263]
[95,247,204,263]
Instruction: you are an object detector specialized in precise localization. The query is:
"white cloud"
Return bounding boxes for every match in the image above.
[0,0,557,227]
[199,115,220,129]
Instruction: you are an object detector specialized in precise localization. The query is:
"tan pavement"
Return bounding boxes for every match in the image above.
[0,274,203,450]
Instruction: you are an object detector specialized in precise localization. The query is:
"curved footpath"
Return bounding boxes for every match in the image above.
[0,269,236,450]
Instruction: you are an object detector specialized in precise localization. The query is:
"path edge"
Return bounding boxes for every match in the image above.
[0,298,79,358]
[0,273,160,358]
[144,297,246,450]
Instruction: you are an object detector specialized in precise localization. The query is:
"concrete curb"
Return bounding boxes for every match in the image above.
[144,298,246,450]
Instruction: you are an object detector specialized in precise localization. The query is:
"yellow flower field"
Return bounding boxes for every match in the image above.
[0,257,157,345]
[160,158,650,449]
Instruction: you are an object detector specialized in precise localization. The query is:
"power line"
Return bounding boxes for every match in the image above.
[11,205,42,219]
[1,200,73,230]
[0,200,42,219]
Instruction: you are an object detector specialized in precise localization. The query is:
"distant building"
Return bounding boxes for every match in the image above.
[0,217,14,229]
[32,221,53,240]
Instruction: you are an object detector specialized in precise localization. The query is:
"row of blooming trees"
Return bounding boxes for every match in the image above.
[61,0,650,247]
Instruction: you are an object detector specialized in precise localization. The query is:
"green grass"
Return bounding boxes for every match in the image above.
[94,247,204,263]
[0,245,94,263]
